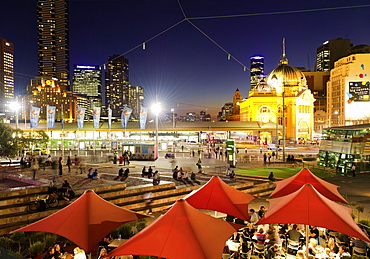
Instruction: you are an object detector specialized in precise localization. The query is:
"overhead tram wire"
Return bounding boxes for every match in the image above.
[97,4,370,75]
[187,4,370,20]
[99,19,186,68]
[185,19,250,72]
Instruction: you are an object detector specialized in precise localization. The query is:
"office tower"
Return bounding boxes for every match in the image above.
[0,38,14,114]
[37,0,70,90]
[315,38,352,72]
[124,85,144,121]
[327,53,370,127]
[250,55,264,89]
[301,71,330,112]
[105,54,130,117]
[72,64,102,116]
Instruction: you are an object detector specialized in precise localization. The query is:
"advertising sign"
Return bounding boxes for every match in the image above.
[348,81,370,102]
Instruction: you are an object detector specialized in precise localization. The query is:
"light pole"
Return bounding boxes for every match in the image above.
[9,98,19,130]
[151,102,161,160]
[171,108,175,129]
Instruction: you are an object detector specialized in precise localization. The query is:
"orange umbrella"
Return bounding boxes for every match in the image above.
[259,184,369,242]
[12,190,148,252]
[107,199,242,259]
[269,168,348,204]
[182,176,255,221]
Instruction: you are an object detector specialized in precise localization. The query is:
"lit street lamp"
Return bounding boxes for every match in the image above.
[9,98,19,130]
[151,102,161,159]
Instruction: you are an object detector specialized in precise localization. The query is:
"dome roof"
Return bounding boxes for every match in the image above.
[266,55,307,88]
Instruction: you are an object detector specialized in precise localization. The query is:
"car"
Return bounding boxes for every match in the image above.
[25,148,50,155]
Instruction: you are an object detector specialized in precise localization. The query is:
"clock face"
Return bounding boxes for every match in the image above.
[46,80,52,85]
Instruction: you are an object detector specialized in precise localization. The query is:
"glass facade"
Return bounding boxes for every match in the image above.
[318,126,370,173]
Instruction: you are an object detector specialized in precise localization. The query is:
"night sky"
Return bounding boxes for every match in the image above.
[2,0,370,117]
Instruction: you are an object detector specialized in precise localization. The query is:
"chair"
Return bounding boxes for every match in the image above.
[286,238,300,255]
[253,243,266,258]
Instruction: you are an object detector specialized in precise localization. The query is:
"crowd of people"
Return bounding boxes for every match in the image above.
[223,206,370,259]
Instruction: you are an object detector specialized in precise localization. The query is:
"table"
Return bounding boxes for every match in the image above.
[226,240,240,251]
[108,239,128,248]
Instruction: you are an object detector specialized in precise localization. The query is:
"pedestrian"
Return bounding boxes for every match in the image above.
[263,153,267,164]
[244,147,248,154]
[143,192,153,214]
[66,156,72,172]
[271,151,275,160]
[268,154,272,163]
[268,172,276,181]
[58,156,64,176]
[181,145,184,152]
[31,156,39,180]
[351,164,356,177]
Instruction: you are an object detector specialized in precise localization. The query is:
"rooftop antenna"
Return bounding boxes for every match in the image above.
[280,38,288,65]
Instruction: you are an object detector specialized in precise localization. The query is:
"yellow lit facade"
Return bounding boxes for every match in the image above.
[25,77,77,122]
[327,53,370,127]
[240,54,315,142]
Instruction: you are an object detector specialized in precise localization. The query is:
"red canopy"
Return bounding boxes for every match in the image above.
[258,184,370,242]
[107,199,242,259]
[183,176,255,221]
[269,168,348,204]
[12,190,148,252]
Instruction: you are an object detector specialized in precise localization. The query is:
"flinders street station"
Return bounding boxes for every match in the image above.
[239,53,315,143]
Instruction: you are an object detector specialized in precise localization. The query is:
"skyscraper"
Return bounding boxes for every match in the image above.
[0,38,14,114]
[105,54,129,117]
[37,0,70,90]
[315,38,352,72]
[250,55,264,89]
[72,64,102,116]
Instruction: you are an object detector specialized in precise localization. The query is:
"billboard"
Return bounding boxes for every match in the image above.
[348,81,370,102]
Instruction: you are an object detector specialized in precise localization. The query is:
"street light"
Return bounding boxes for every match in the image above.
[151,102,161,160]
[171,108,175,129]
[9,98,19,130]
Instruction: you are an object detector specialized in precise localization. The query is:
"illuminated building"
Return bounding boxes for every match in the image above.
[301,70,330,135]
[327,53,370,127]
[250,55,264,89]
[37,0,70,90]
[0,38,14,114]
[25,77,76,122]
[240,52,315,143]
[72,65,102,117]
[217,102,233,121]
[124,85,144,121]
[105,54,129,117]
[315,38,352,72]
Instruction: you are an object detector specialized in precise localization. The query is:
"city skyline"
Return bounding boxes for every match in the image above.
[2,0,370,117]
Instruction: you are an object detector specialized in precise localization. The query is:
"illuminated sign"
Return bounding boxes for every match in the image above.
[251,56,264,60]
[348,82,370,102]
[75,65,97,69]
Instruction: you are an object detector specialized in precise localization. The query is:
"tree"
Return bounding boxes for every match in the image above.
[0,118,50,158]
[0,118,21,157]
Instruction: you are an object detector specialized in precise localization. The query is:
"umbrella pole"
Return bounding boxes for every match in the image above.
[305,225,309,258]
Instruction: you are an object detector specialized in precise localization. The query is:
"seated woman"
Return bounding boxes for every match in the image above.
[142,166,148,177]
[91,169,99,179]
[148,166,153,178]
[152,171,160,185]
[47,182,58,200]
[255,228,267,245]
[62,186,75,202]
[308,238,321,256]
[87,168,93,178]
